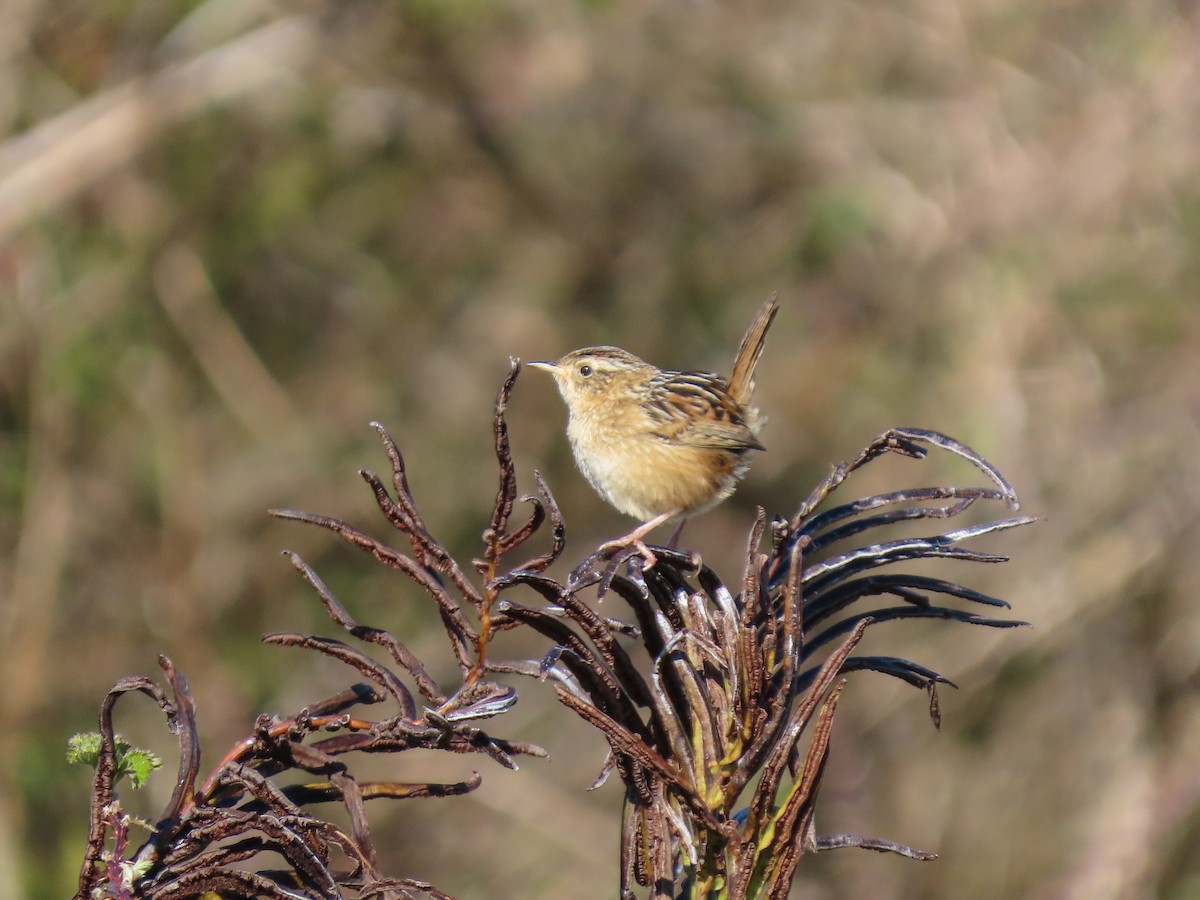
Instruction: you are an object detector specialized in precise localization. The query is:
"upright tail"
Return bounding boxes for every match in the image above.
[726,292,780,405]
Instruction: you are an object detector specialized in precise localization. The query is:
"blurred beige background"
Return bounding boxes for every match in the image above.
[2,2,1199,898]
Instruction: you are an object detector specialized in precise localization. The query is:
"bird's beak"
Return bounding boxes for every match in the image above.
[527,361,557,372]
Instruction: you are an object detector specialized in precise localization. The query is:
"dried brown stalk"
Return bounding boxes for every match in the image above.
[75,363,1032,899]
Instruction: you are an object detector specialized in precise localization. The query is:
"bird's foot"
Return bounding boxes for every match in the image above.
[568,542,651,600]
[566,511,676,598]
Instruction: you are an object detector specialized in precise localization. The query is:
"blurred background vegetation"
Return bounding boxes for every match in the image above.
[2,1,1199,898]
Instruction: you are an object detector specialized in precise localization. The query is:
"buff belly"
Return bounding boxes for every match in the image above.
[569,425,748,521]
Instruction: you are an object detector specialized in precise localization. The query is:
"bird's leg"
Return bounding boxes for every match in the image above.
[595,510,676,569]
[666,518,688,548]
[568,510,677,592]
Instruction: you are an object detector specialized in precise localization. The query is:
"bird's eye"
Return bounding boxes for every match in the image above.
[579,364,593,377]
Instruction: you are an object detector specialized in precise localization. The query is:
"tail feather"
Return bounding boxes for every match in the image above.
[726,292,780,405]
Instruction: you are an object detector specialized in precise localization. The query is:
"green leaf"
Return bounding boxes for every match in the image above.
[67,733,162,790]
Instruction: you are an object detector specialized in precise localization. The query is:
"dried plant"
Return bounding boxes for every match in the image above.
[73,646,545,900]
[520,425,1035,900]
[70,370,548,900]
[73,362,1034,899]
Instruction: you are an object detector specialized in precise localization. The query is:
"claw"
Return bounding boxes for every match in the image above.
[569,510,678,600]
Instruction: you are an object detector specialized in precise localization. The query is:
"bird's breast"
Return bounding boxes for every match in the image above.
[566,409,748,520]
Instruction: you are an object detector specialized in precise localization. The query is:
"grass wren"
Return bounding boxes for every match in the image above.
[530,294,779,567]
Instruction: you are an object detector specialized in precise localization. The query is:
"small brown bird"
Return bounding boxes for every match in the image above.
[529,293,779,568]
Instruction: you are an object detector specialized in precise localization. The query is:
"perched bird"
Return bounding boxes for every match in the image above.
[529,293,779,568]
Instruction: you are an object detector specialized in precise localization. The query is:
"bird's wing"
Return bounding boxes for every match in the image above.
[645,371,765,451]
